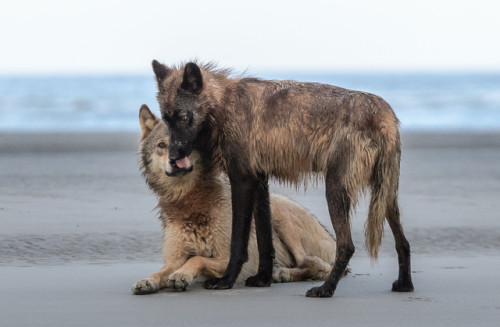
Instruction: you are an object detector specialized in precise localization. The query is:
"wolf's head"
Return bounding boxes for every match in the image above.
[139,104,204,198]
[151,60,219,176]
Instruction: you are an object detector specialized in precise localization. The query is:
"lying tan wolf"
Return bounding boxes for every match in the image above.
[132,105,338,294]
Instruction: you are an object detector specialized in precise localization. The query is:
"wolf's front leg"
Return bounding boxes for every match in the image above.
[246,175,274,287]
[132,243,188,294]
[167,257,229,290]
[132,264,177,295]
[204,172,258,290]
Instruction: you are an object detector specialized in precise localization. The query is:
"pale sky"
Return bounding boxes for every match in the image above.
[1,0,499,74]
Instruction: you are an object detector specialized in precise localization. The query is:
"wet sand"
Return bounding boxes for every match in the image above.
[1,131,500,326]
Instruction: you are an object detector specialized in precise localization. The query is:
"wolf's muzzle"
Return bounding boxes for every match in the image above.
[168,147,188,163]
[166,155,193,177]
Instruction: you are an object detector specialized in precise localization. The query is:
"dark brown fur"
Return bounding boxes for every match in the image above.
[151,60,414,297]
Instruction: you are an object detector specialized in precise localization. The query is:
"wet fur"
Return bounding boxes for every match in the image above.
[152,60,414,297]
[132,105,338,294]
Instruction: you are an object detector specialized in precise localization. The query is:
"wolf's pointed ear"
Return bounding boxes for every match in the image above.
[152,60,171,85]
[139,104,159,138]
[181,62,203,93]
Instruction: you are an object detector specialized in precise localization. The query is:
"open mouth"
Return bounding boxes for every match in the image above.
[175,157,190,169]
[166,156,193,177]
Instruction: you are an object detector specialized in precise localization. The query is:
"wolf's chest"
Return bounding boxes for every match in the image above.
[177,212,218,257]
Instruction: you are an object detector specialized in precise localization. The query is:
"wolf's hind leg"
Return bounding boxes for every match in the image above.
[273,266,306,283]
[273,256,333,282]
[386,197,414,292]
[306,159,354,298]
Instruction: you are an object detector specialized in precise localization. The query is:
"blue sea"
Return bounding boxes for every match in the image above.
[1,72,499,132]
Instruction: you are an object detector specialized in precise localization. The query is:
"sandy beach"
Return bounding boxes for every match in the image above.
[1,131,500,326]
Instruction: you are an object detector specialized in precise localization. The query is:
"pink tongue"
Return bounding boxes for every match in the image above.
[175,157,189,168]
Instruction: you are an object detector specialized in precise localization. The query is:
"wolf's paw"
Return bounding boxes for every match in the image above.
[272,267,292,283]
[132,278,160,295]
[203,277,234,290]
[392,278,414,292]
[305,285,335,298]
[166,271,193,291]
[245,271,272,287]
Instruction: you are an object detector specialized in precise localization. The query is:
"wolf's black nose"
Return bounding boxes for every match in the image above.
[169,147,186,162]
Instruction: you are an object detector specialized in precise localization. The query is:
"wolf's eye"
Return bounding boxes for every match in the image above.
[181,115,189,122]
[158,141,167,149]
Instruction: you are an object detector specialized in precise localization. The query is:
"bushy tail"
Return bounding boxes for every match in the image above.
[365,137,401,259]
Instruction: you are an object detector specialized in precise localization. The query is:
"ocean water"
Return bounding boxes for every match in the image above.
[0,73,499,132]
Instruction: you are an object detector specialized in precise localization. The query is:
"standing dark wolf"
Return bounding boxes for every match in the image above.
[151,60,414,297]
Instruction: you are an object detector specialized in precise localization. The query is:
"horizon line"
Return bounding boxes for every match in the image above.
[2,67,500,77]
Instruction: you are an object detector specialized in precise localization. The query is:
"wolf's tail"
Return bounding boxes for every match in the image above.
[365,132,401,259]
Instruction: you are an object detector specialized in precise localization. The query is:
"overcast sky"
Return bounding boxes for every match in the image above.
[1,0,499,74]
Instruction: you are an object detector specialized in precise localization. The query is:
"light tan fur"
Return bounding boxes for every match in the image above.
[132,105,338,294]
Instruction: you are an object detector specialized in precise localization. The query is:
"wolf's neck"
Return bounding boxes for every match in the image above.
[158,172,227,212]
